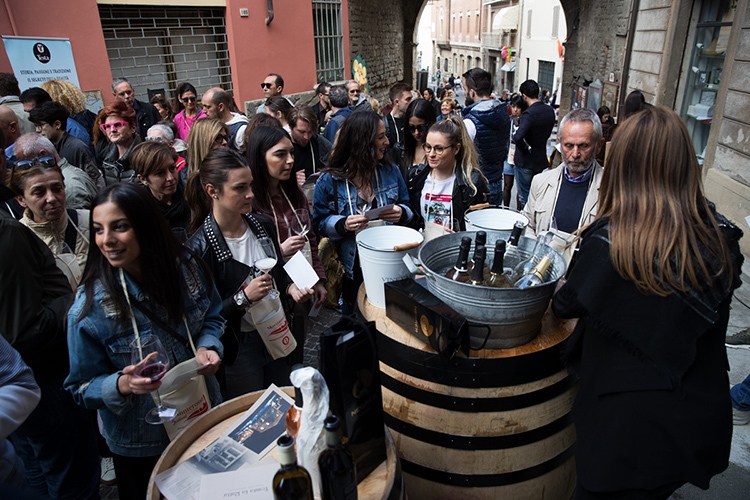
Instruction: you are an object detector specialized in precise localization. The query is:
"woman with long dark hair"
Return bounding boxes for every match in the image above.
[402,98,436,177]
[65,183,223,500]
[312,111,414,314]
[552,106,743,499]
[173,82,206,141]
[264,96,294,133]
[186,148,312,398]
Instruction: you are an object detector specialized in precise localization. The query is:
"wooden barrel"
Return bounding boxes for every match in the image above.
[359,287,578,500]
[148,387,404,500]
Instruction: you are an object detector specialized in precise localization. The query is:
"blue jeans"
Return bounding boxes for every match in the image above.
[9,377,100,500]
[487,179,503,207]
[515,165,536,208]
[730,373,750,411]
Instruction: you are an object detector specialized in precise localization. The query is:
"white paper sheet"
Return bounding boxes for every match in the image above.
[364,204,395,220]
[198,461,278,500]
[283,251,319,291]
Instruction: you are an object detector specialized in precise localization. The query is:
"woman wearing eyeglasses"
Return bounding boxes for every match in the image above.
[407,116,488,233]
[97,101,142,186]
[173,83,206,142]
[402,99,436,179]
[312,111,415,315]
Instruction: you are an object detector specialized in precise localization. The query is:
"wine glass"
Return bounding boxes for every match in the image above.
[290,209,310,237]
[355,196,371,216]
[254,236,279,299]
[129,334,174,425]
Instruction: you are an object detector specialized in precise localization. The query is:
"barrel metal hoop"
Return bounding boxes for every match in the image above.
[376,330,566,388]
[383,411,573,450]
[380,371,575,413]
[399,445,575,487]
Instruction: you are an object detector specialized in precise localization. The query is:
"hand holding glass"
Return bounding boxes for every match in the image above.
[129,334,174,424]
[255,237,279,299]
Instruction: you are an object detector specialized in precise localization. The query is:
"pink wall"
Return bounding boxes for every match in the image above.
[226,0,318,104]
[0,0,113,102]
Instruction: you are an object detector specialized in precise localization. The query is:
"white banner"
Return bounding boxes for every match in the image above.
[2,36,80,91]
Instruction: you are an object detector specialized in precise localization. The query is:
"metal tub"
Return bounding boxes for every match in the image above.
[417,230,567,349]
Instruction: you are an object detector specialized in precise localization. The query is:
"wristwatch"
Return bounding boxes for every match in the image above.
[234,289,249,308]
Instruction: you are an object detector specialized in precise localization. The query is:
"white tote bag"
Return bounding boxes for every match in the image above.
[248,294,297,360]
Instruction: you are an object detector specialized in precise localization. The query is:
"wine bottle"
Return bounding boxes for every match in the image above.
[514,252,553,289]
[273,435,314,500]
[513,231,554,279]
[285,370,304,438]
[469,245,487,285]
[466,231,486,274]
[318,415,358,500]
[487,240,512,288]
[445,236,472,283]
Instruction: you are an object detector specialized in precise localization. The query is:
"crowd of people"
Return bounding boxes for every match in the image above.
[0,65,746,500]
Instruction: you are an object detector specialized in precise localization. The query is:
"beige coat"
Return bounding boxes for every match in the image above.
[522,163,603,238]
[20,208,90,274]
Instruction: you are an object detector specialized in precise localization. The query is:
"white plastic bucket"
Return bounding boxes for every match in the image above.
[356,226,424,308]
[465,207,529,232]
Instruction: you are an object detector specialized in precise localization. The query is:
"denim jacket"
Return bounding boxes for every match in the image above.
[65,259,224,457]
[312,161,414,278]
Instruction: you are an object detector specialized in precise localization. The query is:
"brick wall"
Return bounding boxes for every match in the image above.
[99,5,231,102]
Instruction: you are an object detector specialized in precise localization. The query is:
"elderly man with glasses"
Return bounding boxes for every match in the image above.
[145,124,187,172]
[111,77,161,140]
[345,80,372,112]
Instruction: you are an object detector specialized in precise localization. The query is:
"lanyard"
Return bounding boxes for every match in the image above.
[269,187,309,249]
[344,168,383,215]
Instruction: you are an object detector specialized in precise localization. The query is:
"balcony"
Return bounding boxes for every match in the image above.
[482,32,503,50]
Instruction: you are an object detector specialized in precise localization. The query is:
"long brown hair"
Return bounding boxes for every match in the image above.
[598,106,732,296]
[325,111,384,184]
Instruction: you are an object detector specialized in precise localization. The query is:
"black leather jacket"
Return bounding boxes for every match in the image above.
[187,212,291,363]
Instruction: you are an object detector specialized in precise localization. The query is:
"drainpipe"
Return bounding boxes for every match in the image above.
[3,0,18,35]
[618,0,641,120]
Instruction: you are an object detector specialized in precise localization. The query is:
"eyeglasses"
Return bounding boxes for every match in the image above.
[408,124,430,134]
[348,89,360,94]
[214,134,229,144]
[422,143,454,155]
[181,96,197,103]
[100,121,129,132]
[260,83,273,89]
[11,155,57,178]
[146,136,168,142]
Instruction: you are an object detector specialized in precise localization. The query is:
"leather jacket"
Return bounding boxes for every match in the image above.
[187,212,291,364]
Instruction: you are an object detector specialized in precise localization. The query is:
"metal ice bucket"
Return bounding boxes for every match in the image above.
[415,230,567,349]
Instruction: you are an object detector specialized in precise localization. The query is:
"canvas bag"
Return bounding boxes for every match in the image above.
[248,294,297,360]
[120,269,212,440]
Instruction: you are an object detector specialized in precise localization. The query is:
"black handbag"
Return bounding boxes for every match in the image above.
[320,315,386,483]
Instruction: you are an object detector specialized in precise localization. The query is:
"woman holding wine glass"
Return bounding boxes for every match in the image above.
[247,126,327,363]
[312,111,414,315]
[186,148,313,399]
[65,183,224,500]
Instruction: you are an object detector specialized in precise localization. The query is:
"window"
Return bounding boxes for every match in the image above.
[526,10,533,38]
[313,0,345,82]
[538,61,555,95]
[100,5,231,100]
[552,6,560,38]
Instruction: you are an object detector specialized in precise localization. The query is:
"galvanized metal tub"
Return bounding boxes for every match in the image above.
[417,230,567,349]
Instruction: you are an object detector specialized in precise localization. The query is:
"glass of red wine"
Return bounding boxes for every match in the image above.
[129,334,174,425]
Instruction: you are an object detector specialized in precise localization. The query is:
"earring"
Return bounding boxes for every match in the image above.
[213,195,218,199]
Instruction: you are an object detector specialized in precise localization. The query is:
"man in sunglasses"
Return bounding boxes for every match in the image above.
[345,80,371,112]
[256,73,293,115]
[461,67,511,207]
[111,77,161,140]
[28,102,104,189]
[0,128,100,500]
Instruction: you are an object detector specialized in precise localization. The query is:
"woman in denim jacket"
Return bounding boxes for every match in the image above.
[312,111,415,314]
[65,183,224,500]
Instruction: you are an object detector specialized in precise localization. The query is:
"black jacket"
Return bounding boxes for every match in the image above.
[187,213,291,364]
[133,99,161,140]
[407,164,489,231]
[552,212,743,492]
[512,101,556,173]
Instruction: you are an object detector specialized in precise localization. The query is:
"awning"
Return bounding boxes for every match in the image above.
[493,5,520,31]
[501,62,516,72]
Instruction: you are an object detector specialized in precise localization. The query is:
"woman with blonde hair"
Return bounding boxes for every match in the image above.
[185,118,229,177]
[552,106,743,499]
[407,115,488,234]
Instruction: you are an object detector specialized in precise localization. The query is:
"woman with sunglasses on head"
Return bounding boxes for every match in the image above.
[402,99,436,178]
[97,101,142,186]
[65,183,223,500]
[173,83,206,142]
[312,111,415,315]
[182,118,230,184]
[407,116,488,233]
[130,141,190,231]
[186,148,312,398]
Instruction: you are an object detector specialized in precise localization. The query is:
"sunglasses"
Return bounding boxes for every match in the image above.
[408,124,430,134]
[100,121,129,132]
[214,134,229,144]
[11,155,57,178]
[146,136,168,142]
[181,96,197,103]
[260,83,273,89]
[348,89,360,94]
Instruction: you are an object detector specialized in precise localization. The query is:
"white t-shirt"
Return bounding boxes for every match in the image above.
[225,226,259,332]
[420,174,455,226]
